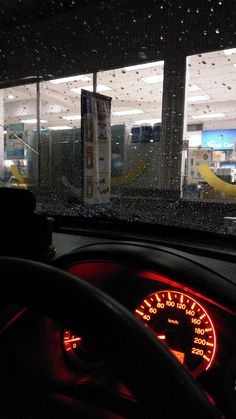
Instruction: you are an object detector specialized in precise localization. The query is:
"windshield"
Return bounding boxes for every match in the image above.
[1,1,236,236]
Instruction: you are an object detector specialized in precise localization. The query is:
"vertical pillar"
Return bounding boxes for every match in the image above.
[0,90,4,181]
[36,81,41,183]
[93,72,97,93]
[157,54,187,198]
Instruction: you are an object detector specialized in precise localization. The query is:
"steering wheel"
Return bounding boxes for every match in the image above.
[0,256,221,419]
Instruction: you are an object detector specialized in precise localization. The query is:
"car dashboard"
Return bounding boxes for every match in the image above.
[0,230,236,419]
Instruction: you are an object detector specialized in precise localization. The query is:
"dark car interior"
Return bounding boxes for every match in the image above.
[0,189,235,418]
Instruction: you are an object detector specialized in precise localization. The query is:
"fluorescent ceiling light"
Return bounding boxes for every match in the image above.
[141,75,163,84]
[112,109,144,116]
[49,126,73,130]
[135,118,161,124]
[234,64,236,69]
[188,95,210,102]
[124,61,164,71]
[8,94,14,99]
[4,160,14,167]
[192,113,225,119]
[62,115,81,120]
[21,119,48,124]
[50,75,91,84]
[189,85,201,91]
[4,130,7,134]
[224,48,236,56]
[71,85,112,93]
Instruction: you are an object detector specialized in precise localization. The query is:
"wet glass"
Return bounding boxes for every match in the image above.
[184,49,236,204]
[0,84,38,188]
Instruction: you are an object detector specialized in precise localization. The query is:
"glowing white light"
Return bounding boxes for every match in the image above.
[192,113,225,119]
[71,85,112,93]
[112,109,144,116]
[50,75,91,84]
[124,61,164,71]
[141,75,163,84]
[62,115,81,120]
[49,126,73,130]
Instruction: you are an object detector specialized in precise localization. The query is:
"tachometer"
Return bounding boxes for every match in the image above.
[135,290,216,377]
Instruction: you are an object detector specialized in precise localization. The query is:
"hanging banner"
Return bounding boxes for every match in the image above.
[81,89,112,205]
[6,123,25,159]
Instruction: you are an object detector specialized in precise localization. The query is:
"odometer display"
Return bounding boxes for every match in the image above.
[135,290,216,377]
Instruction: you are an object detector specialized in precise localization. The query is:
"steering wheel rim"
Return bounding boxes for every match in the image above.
[0,256,221,419]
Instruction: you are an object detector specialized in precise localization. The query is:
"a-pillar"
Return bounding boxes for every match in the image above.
[157,54,187,198]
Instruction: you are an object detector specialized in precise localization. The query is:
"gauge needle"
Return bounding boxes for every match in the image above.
[157,335,166,340]
[64,337,82,343]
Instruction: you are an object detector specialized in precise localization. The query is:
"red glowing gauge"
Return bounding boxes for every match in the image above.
[63,329,101,368]
[135,290,216,377]
[64,330,82,353]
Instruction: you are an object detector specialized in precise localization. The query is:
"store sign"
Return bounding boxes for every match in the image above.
[187,147,213,184]
[81,89,112,205]
[202,129,236,150]
[6,123,25,159]
[9,123,24,133]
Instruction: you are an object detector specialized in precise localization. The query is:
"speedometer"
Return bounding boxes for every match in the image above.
[135,290,216,377]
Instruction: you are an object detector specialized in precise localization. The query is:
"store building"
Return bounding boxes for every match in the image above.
[0,1,236,202]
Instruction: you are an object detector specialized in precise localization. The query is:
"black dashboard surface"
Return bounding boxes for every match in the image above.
[52,232,236,283]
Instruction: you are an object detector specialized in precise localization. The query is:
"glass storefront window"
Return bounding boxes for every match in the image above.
[98,62,164,192]
[184,49,236,202]
[39,78,88,196]
[1,62,164,209]
[0,84,37,188]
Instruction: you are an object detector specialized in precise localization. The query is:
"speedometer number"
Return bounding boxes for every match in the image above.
[135,290,216,377]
